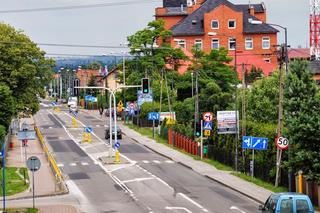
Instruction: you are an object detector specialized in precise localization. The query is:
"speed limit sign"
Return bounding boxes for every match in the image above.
[276,137,289,150]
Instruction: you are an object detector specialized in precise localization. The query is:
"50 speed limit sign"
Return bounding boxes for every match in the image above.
[276,137,289,150]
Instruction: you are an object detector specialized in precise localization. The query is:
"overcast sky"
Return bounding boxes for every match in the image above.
[0,0,309,56]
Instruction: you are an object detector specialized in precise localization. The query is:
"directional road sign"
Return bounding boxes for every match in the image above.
[72,111,78,117]
[51,102,57,107]
[242,136,268,150]
[85,127,93,133]
[203,121,213,130]
[114,142,120,149]
[203,112,213,122]
[18,130,36,140]
[276,137,289,150]
[148,112,160,121]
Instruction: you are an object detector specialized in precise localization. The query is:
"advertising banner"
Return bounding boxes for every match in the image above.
[217,111,239,134]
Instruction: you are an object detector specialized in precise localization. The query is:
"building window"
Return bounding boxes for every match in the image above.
[194,39,202,50]
[262,37,270,49]
[245,38,253,50]
[177,40,186,49]
[263,58,271,63]
[211,20,219,29]
[228,20,236,29]
[211,39,219,49]
[228,38,236,50]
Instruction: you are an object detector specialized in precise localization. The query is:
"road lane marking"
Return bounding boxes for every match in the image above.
[69,163,77,166]
[122,177,155,184]
[230,206,246,213]
[57,163,64,167]
[96,125,101,127]
[178,193,208,212]
[142,160,150,164]
[81,162,89,166]
[153,160,161,164]
[165,206,192,213]
[165,160,175,164]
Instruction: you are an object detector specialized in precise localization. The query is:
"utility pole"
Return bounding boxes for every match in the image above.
[195,69,199,126]
[234,40,239,172]
[241,63,246,137]
[275,44,285,187]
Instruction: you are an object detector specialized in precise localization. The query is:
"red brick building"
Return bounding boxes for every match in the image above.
[76,69,104,87]
[155,0,279,77]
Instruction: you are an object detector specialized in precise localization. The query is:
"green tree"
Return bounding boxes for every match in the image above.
[0,85,16,129]
[246,71,279,123]
[284,60,320,182]
[0,23,54,117]
[245,66,264,85]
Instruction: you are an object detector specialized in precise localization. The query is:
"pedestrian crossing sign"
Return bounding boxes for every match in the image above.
[203,121,213,130]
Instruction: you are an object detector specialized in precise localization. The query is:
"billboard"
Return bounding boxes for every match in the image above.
[137,90,153,106]
[217,111,239,134]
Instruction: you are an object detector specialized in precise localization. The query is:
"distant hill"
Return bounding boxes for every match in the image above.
[50,55,131,72]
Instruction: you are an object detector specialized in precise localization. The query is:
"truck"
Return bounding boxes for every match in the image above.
[67,96,78,107]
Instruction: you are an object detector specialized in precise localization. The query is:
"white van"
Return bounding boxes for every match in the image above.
[67,96,78,107]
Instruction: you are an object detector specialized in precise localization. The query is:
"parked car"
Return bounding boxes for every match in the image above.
[69,104,78,113]
[259,193,314,213]
[105,127,122,139]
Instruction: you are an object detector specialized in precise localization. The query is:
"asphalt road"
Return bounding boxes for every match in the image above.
[36,101,260,213]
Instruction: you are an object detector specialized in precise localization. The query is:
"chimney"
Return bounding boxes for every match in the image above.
[248,6,254,16]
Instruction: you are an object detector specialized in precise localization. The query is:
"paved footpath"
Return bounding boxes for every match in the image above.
[4,116,79,212]
[84,109,272,204]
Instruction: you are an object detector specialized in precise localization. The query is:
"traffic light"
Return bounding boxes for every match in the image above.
[142,78,149,94]
[195,122,201,137]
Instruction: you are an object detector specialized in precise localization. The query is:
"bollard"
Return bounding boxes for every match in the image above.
[115,150,120,163]
[88,133,91,143]
[298,170,303,193]
[83,132,87,142]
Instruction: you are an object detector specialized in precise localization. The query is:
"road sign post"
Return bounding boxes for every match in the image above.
[27,156,41,209]
[148,112,160,139]
[200,120,203,159]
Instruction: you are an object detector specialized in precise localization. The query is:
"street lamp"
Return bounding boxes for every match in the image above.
[208,32,239,172]
[249,18,289,189]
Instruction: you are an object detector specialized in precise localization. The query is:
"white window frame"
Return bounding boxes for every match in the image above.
[245,37,253,50]
[228,38,236,50]
[177,40,186,49]
[194,39,203,50]
[211,20,219,29]
[211,38,219,49]
[262,37,270,49]
[228,19,236,29]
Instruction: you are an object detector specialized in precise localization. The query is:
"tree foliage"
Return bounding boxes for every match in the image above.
[0,23,54,128]
[284,60,320,181]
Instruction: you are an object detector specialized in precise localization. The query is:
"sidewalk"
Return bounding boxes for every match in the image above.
[82,109,272,204]
[4,116,79,212]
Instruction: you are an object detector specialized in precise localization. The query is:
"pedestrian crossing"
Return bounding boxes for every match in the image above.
[57,160,175,167]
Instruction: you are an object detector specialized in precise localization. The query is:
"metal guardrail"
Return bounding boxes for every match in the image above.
[34,126,63,182]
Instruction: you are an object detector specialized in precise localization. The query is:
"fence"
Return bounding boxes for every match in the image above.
[34,126,65,192]
[295,175,320,207]
[167,128,200,156]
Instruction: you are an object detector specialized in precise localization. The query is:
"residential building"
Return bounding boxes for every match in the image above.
[155,0,279,77]
[76,69,104,87]
[101,67,123,91]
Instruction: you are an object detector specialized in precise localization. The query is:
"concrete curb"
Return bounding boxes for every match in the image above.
[122,125,266,205]
[0,188,69,201]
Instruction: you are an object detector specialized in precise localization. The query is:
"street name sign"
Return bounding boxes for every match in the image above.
[242,136,268,150]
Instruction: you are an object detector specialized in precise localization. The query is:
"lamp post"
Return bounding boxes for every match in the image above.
[249,19,289,189]
[208,32,239,171]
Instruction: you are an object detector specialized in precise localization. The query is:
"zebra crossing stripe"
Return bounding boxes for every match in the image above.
[153,160,161,164]
[142,160,150,164]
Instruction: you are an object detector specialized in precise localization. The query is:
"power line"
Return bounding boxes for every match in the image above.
[0,0,160,13]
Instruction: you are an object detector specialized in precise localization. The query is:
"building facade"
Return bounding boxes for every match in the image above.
[155,0,279,76]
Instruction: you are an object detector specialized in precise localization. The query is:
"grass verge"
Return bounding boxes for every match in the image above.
[232,172,288,193]
[3,208,38,213]
[125,123,291,193]
[0,167,29,196]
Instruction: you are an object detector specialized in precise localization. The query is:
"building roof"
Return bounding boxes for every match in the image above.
[288,48,310,59]
[171,0,278,36]
[164,0,187,8]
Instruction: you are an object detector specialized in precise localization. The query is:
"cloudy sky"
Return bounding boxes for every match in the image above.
[0,0,309,56]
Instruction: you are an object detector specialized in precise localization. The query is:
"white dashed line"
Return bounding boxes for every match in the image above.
[69,163,77,166]
[165,160,175,164]
[96,125,100,127]
[81,162,89,166]
[57,163,64,167]
[142,160,150,164]
[153,160,161,164]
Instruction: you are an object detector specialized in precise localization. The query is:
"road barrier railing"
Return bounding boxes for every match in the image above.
[34,126,66,192]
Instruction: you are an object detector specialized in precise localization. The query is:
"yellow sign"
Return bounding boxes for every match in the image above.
[117,100,123,107]
[204,130,211,137]
[166,118,176,125]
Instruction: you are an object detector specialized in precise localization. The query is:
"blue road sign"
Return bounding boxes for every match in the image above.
[51,102,57,107]
[242,136,268,150]
[114,142,120,149]
[85,127,93,133]
[72,111,78,117]
[0,151,2,157]
[148,112,160,121]
[85,95,92,102]
[203,121,213,130]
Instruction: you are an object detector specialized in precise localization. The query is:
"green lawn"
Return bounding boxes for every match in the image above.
[232,172,288,193]
[3,208,38,213]
[0,167,29,196]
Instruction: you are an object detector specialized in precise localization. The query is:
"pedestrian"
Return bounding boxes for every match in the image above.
[99,106,104,118]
